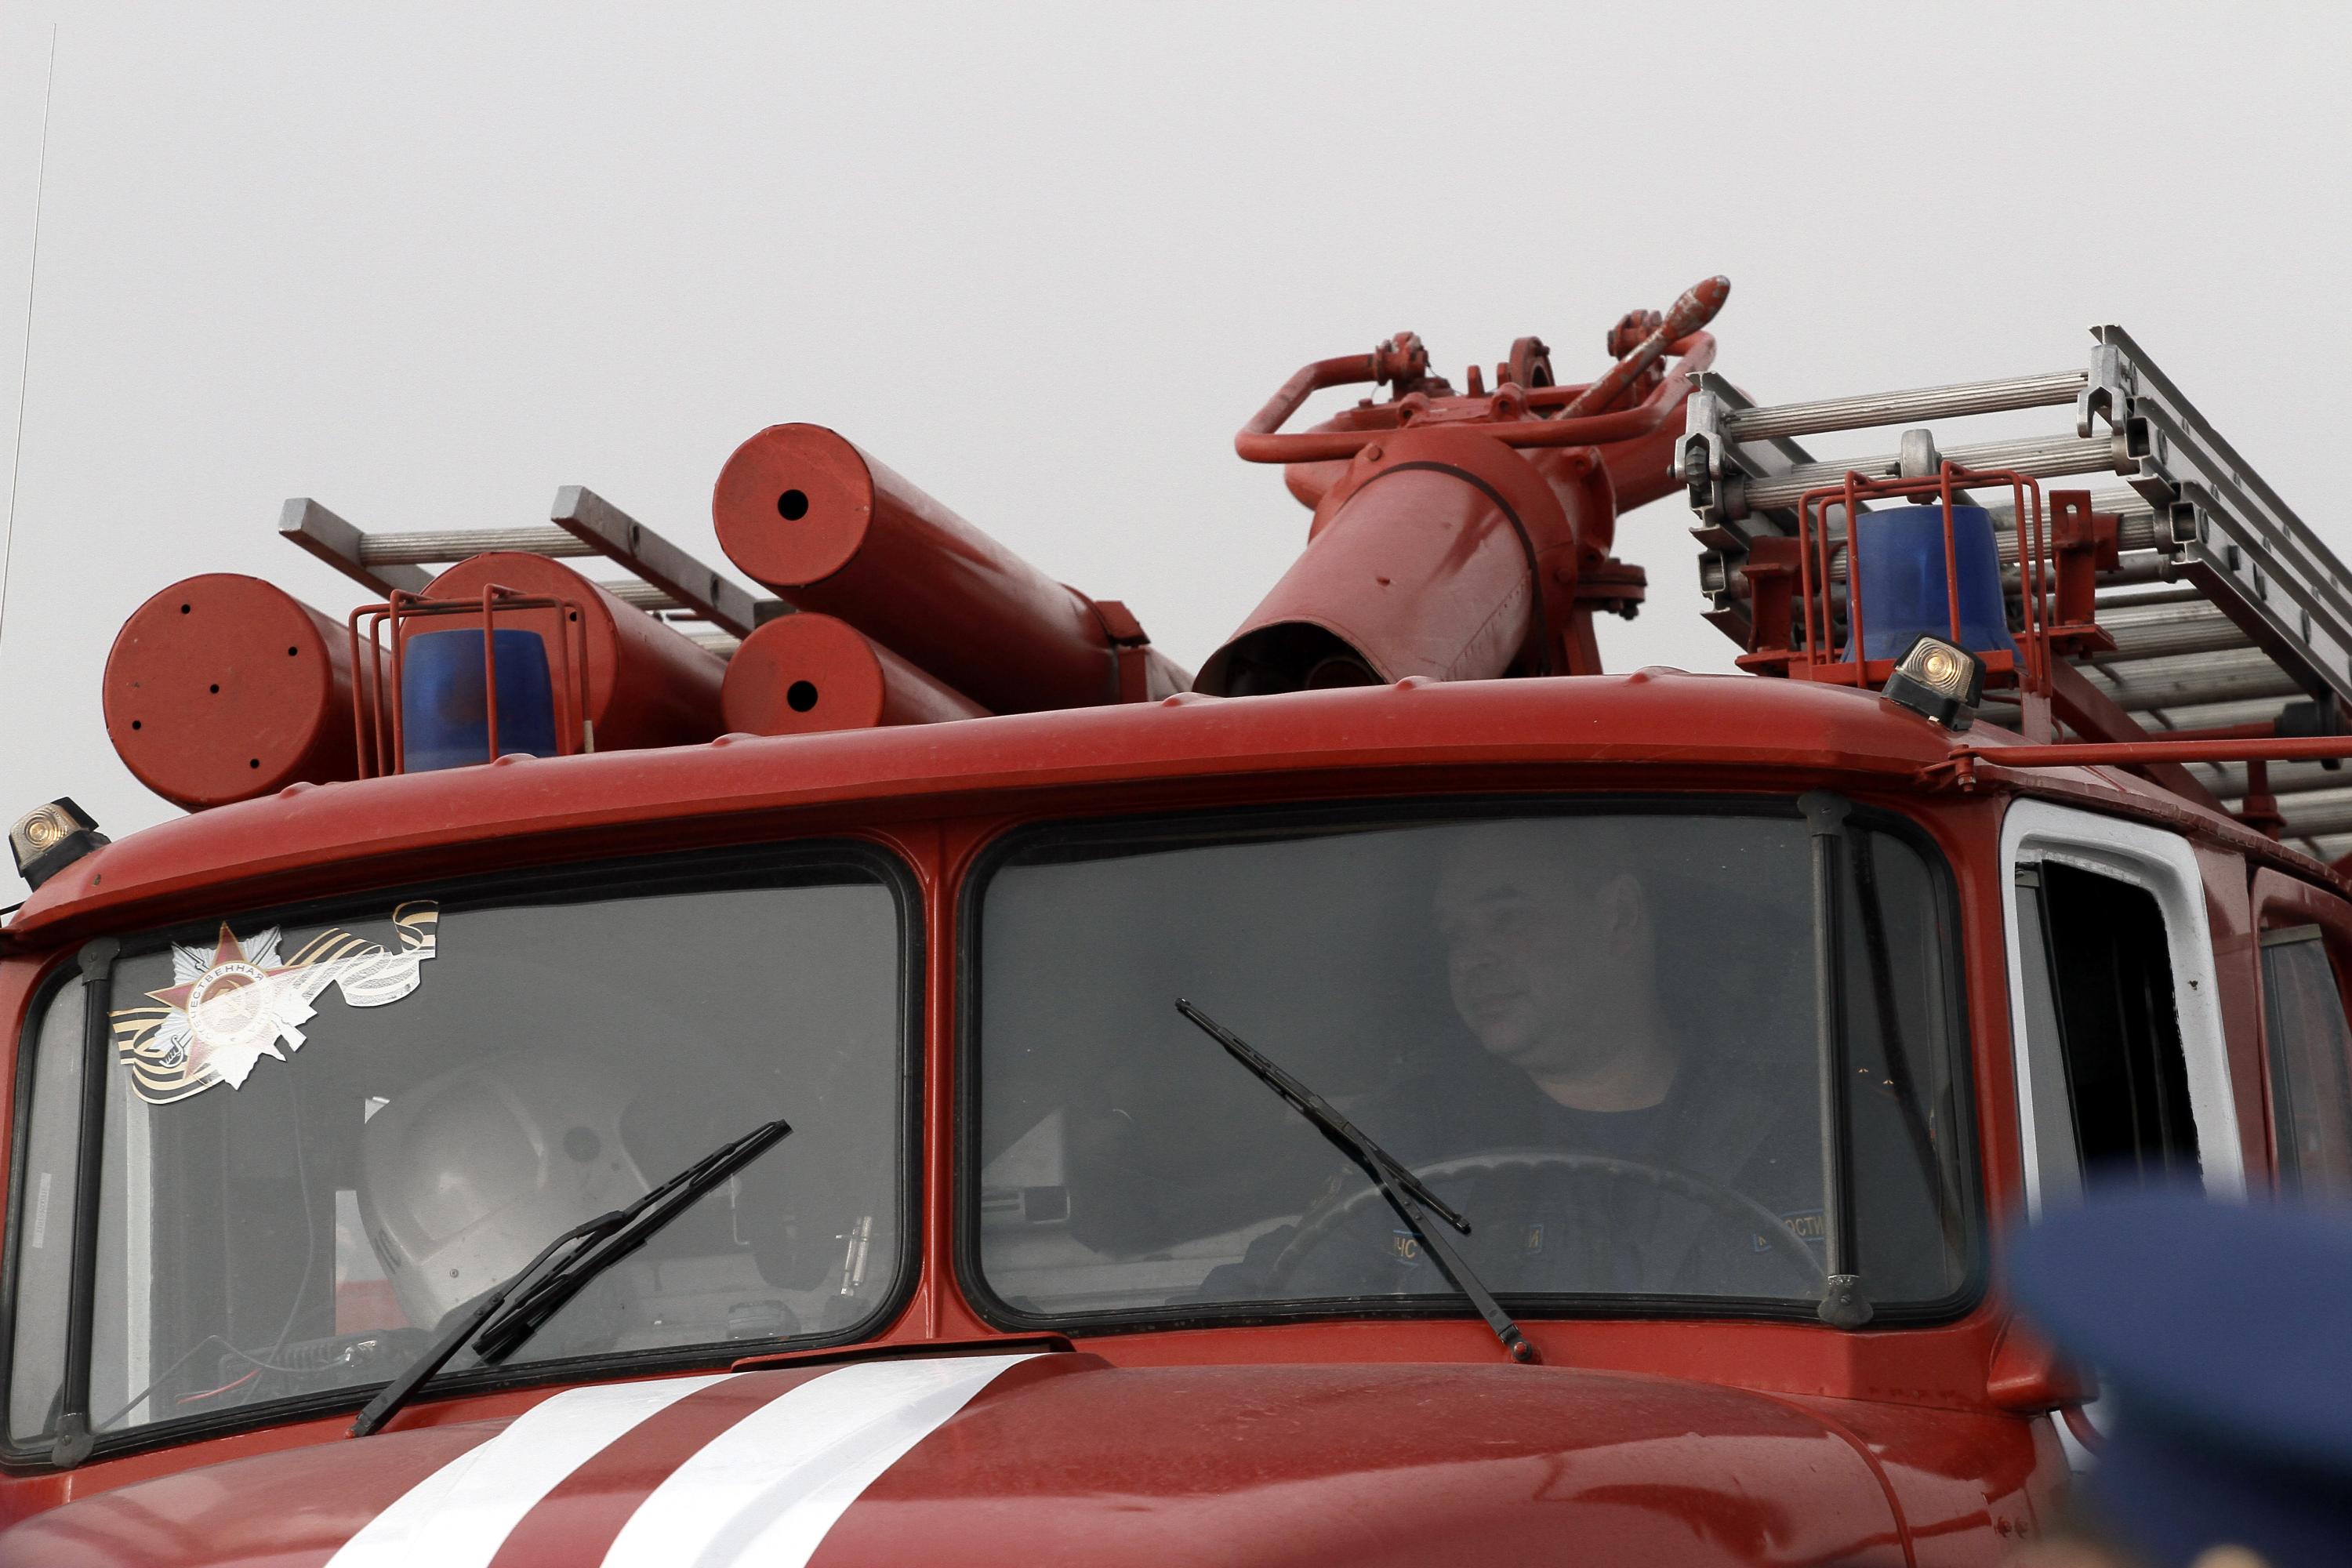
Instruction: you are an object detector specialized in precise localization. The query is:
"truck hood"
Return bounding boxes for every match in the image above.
[0,1351,1908,1566]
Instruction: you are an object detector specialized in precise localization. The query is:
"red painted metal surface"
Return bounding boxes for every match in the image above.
[1198,426,1597,692]
[1,664,2293,1563]
[5,673,1993,941]
[1208,294,1721,699]
[1937,730,2352,789]
[0,1355,1970,1566]
[712,424,1147,715]
[1554,274,1730,419]
[423,552,726,754]
[101,575,359,809]
[723,612,989,736]
[1232,284,1723,466]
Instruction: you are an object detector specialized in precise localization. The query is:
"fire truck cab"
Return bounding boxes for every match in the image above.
[2,283,2348,1565]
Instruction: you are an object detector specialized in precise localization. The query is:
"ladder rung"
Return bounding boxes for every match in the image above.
[2094,584,2206,609]
[2265,790,2352,840]
[2196,759,2347,798]
[2085,604,2253,663]
[2084,659,2306,715]
[2302,831,2352,862]
[1721,370,2086,444]
[1739,432,2122,514]
[553,487,765,639]
[2129,694,2304,733]
[358,527,594,565]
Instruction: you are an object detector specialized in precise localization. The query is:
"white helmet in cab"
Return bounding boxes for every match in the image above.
[359,1051,651,1329]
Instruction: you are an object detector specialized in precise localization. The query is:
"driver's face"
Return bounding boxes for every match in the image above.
[1434,844,1610,1075]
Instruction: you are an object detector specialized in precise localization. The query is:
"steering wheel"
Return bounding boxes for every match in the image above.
[1265,1147,1828,1295]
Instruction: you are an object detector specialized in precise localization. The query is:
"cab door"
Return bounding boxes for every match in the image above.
[2248,869,2352,1198]
[2000,800,2247,1214]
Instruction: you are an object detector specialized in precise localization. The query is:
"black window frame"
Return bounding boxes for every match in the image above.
[953,793,1984,1341]
[0,837,924,1471]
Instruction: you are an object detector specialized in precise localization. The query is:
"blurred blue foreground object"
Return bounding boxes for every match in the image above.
[2007,1192,2352,1568]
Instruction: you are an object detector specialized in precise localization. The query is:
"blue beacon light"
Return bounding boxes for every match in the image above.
[1845,504,2020,664]
[400,628,562,772]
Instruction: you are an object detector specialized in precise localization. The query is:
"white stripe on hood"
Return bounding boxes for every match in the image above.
[601,1354,1039,1568]
[327,1372,733,1567]
[326,1355,1039,1568]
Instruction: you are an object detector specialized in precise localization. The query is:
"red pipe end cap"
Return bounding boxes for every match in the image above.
[712,423,875,591]
[103,575,350,810]
[721,614,891,735]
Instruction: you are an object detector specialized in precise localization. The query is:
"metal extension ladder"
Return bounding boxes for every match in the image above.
[1683,327,2352,862]
[278,486,780,657]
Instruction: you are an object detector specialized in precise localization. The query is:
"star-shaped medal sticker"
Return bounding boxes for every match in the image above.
[145,923,318,1091]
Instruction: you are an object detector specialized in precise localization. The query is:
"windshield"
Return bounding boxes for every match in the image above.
[8,848,911,1449]
[971,804,1972,1324]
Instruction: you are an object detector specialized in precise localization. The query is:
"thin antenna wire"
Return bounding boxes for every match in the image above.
[0,25,60,660]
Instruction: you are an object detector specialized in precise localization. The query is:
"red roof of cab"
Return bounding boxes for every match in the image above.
[0,668,2222,941]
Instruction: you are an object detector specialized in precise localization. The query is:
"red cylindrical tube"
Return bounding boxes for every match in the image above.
[104,575,360,809]
[1197,470,1534,695]
[712,425,1117,714]
[721,613,988,736]
[1196,428,1583,696]
[423,553,725,753]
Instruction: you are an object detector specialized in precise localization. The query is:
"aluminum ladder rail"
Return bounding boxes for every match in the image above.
[278,487,781,656]
[1684,326,2352,862]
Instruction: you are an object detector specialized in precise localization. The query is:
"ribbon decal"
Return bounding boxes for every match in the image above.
[110,902,440,1105]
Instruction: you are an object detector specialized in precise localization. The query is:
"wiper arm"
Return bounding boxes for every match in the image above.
[1176,1000,1537,1365]
[352,1116,791,1437]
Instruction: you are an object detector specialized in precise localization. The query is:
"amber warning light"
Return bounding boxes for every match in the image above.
[8,798,107,893]
[1882,636,1986,731]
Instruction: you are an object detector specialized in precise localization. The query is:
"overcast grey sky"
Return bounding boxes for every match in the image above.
[3,2,2349,852]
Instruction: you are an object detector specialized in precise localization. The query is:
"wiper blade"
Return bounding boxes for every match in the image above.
[1176,1000,1537,1365]
[471,1118,793,1363]
[351,1116,791,1437]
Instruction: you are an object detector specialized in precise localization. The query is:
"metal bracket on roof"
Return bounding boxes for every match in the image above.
[2096,324,2352,710]
[1690,327,2352,857]
[550,486,771,639]
[278,489,782,657]
[278,498,433,597]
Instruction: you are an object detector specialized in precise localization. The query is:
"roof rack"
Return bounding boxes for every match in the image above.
[278,486,781,656]
[1686,327,2352,862]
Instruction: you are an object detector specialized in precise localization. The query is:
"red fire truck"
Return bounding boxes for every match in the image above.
[2,278,2347,1565]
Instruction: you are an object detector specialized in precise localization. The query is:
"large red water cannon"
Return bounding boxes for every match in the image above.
[1196,277,1728,695]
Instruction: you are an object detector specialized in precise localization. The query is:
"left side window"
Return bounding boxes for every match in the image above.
[8,967,87,1442]
[8,848,915,1455]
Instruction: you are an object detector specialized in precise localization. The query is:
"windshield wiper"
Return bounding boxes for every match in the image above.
[352,1116,791,1437]
[1176,1000,1537,1364]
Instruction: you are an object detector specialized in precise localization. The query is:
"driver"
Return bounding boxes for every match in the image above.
[1405,819,1824,1294]
[1205,820,1837,1300]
